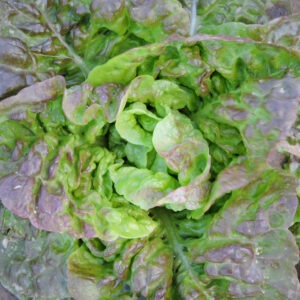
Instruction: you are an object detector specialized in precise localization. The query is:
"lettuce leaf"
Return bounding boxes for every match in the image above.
[0,0,189,96]
[196,0,294,27]
[0,2,299,299]
[0,77,157,240]
[0,203,77,299]
[66,169,299,299]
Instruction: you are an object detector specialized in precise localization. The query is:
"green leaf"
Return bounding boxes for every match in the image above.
[0,80,157,240]
[0,37,38,100]
[130,238,173,298]
[0,9,300,299]
[110,165,179,210]
[68,236,173,300]
[86,44,166,86]
[153,110,210,185]
[0,76,66,122]
[125,75,198,115]
[0,204,76,299]
[189,170,299,299]
[196,0,293,28]
[68,244,127,300]
[63,81,125,125]
[90,0,190,42]
[116,102,160,149]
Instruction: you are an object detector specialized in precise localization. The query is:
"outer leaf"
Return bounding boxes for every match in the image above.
[63,81,125,124]
[0,283,17,300]
[68,244,128,300]
[194,76,300,217]
[0,37,38,100]
[0,76,65,179]
[189,170,299,299]
[257,14,300,50]
[196,0,293,28]
[67,236,173,300]
[0,204,76,299]
[0,136,157,240]
[90,0,190,42]
[0,75,65,121]
[1,0,90,85]
[86,44,166,86]
[126,0,189,42]
[130,238,173,299]
[0,79,157,240]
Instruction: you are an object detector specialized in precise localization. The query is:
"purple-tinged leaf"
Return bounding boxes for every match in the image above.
[0,76,65,120]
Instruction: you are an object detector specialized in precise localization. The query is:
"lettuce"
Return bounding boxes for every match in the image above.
[0,1,299,299]
[0,203,77,299]
[0,0,189,97]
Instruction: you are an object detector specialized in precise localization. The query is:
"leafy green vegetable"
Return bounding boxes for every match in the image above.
[196,0,293,27]
[66,169,299,299]
[153,110,210,185]
[0,0,190,97]
[0,1,299,299]
[0,203,77,299]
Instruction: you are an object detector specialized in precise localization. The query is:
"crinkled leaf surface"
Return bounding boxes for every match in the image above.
[153,110,210,185]
[68,237,173,300]
[196,0,293,28]
[194,76,300,216]
[90,0,189,42]
[197,14,300,51]
[0,203,77,299]
[110,164,180,210]
[189,170,299,299]
[0,0,189,95]
[0,76,157,240]
[67,169,299,299]
[0,5,300,299]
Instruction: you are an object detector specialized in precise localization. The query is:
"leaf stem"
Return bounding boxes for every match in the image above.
[154,208,211,298]
[153,208,199,283]
[39,9,89,77]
